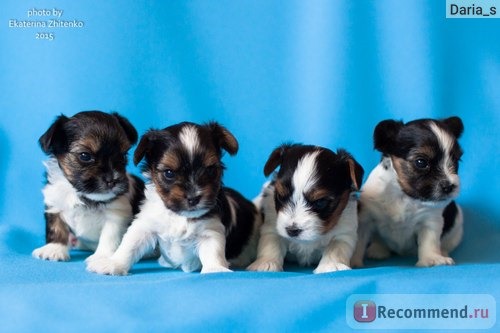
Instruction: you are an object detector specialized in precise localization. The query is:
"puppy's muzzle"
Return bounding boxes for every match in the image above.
[103,176,117,189]
[440,181,456,195]
[187,195,202,207]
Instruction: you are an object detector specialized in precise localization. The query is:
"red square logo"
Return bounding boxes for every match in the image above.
[354,300,376,322]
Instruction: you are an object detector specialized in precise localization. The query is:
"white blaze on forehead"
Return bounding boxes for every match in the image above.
[276,151,324,241]
[292,151,320,200]
[179,125,200,160]
[429,122,454,156]
[429,122,459,182]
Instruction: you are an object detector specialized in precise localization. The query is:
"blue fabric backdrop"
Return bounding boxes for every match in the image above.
[1,1,499,332]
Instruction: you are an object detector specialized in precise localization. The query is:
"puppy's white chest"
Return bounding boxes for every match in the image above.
[361,164,439,255]
[63,206,105,243]
[156,209,203,242]
[156,214,202,271]
[43,178,105,248]
[374,201,421,254]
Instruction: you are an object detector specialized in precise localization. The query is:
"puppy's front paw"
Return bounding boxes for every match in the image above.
[32,243,70,261]
[416,254,455,267]
[200,265,232,274]
[86,257,129,276]
[85,253,108,265]
[246,259,283,272]
[314,262,351,274]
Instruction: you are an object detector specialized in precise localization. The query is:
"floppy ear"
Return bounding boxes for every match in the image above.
[337,149,364,191]
[39,114,69,155]
[133,131,158,166]
[112,112,138,145]
[263,144,291,177]
[207,122,239,156]
[373,119,403,154]
[442,116,464,139]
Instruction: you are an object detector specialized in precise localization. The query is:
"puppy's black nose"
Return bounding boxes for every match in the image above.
[103,175,116,189]
[106,180,116,188]
[440,181,456,194]
[187,195,201,207]
[286,226,302,238]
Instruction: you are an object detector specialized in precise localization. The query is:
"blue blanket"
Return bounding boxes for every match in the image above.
[1,223,498,331]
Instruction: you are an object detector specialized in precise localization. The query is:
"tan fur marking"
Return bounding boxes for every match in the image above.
[203,152,219,167]
[58,158,75,179]
[322,190,350,233]
[306,188,331,202]
[152,171,185,204]
[391,156,413,194]
[74,138,100,153]
[274,180,288,198]
[408,146,435,161]
[46,212,70,244]
[168,185,185,202]
[159,152,180,170]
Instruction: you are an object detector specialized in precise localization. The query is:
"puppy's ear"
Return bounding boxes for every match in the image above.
[207,122,239,156]
[112,113,138,145]
[264,144,291,177]
[337,150,364,191]
[373,119,403,154]
[39,114,69,155]
[133,131,157,166]
[442,116,464,139]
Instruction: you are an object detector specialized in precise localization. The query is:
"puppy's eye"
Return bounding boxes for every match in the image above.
[414,158,429,169]
[79,152,93,163]
[311,198,330,210]
[164,169,176,180]
[206,165,218,177]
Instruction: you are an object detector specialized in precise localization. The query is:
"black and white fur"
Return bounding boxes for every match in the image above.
[32,111,145,267]
[86,122,261,275]
[247,144,364,274]
[351,117,464,268]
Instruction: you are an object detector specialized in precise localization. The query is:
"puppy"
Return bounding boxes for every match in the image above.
[32,111,145,266]
[351,116,464,267]
[86,121,261,275]
[247,144,364,274]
